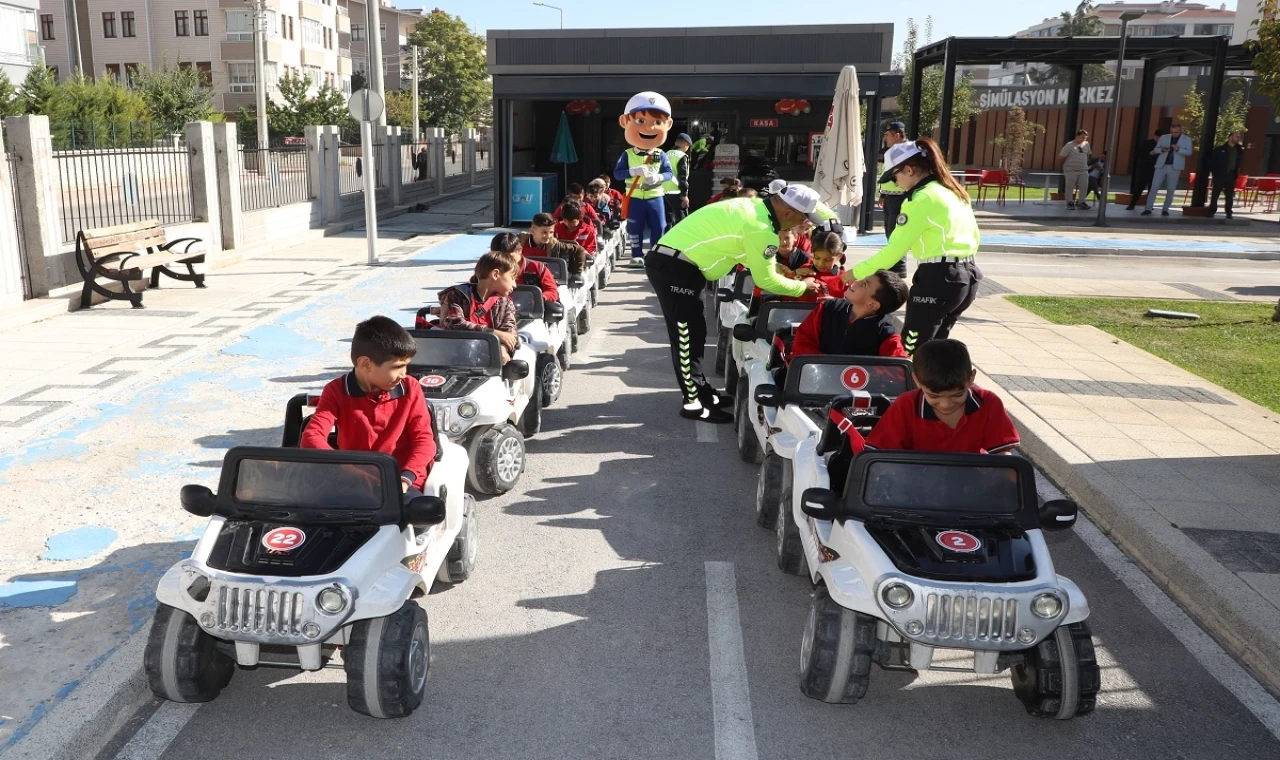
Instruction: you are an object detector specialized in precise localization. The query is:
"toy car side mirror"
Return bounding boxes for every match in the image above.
[1040,498,1078,531]
[503,360,530,382]
[732,323,755,342]
[405,495,447,526]
[754,383,780,408]
[800,488,840,522]
[716,287,734,302]
[544,301,565,322]
[180,485,217,517]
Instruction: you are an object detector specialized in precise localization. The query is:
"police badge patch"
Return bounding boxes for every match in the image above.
[763,245,778,260]
[896,213,908,226]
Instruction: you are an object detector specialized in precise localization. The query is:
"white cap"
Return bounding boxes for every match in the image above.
[624,91,672,117]
[775,182,827,225]
[880,140,928,183]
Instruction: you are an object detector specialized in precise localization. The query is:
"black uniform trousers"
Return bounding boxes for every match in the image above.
[646,251,713,405]
[1128,166,1156,209]
[901,259,983,355]
[880,193,909,278]
[664,194,688,230]
[1209,173,1238,217]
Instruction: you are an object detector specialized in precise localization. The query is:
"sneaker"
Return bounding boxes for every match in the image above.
[1077,203,1091,210]
[1162,210,1170,217]
[1141,210,1152,216]
[680,404,733,424]
[698,384,734,410]
[630,258,645,269]
[1066,202,1076,209]
[1125,205,1136,211]
[1226,212,1234,219]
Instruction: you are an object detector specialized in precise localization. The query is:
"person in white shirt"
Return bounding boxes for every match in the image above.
[1144,123,1194,217]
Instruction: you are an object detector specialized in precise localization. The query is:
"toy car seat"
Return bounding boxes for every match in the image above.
[281,392,444,463]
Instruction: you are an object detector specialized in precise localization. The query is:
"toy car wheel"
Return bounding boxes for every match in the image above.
[537,353,562,406]
[438,494,479,583]
[569,315,581,354]
[756,452,785,528]
[344,601,429,718]
[736,382,763,464]
[799,585,875,704]
[1011,621,1100,720]
[776,459,805,575]
[144,603,235,703]
[468,424,525,495]
[559,323,574,370]
[577,303,592,334]
[725,357,740,405]
[591,281,600,305]
[714,327,729,375]
[519,383,543,437]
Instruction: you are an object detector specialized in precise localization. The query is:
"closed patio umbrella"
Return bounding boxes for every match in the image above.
[550,111,579,194]
[813,65,865,228]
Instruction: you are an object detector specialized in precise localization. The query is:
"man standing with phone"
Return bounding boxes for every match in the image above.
[1144,123,1193,217]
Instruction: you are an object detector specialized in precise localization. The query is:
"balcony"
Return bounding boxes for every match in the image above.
[336,4,347,15]
[0,50,40,66]
[221,40,284,62]
[336,11,350,33]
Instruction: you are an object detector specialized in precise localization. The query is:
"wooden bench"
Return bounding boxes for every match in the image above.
[74,220,206,309]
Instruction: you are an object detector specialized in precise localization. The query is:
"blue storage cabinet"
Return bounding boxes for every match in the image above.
[511,173,560,223]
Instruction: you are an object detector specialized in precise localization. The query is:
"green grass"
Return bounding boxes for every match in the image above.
[963,186,1121,204]
[1008,296,1280,413]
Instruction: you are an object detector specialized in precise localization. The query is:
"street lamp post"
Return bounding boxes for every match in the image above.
[532,2,563,29]
[1096,10,1144,227]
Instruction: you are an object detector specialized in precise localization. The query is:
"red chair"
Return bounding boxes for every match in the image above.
[1007,172,1027,204]
[1181,172,1198,205]
[977,169,1009,205]
[1232,174,1253,210]
[1254,177,1280,213]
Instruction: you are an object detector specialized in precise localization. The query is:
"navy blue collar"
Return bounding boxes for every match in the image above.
[919,388,981,421]
[344,371,407,400]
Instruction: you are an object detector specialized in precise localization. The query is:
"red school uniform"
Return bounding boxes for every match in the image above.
[555,219,597,254]
[553,202,600,224]
[300,373,437,489]
[865,387,1020,455]
[789,300,907,360]
[470,257,558,303]
[795,270,848,303]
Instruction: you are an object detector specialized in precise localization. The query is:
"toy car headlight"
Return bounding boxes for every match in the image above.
[458,401,478,419]
[317,586,348,615]
[882,583,914,610]
[1031,593,1063,619]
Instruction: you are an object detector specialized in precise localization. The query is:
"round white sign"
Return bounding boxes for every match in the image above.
[347,89,385,122]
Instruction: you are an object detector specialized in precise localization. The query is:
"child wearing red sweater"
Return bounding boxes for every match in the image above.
[795,230,849,302]
[554,200,598,254]
[301,316,437,493]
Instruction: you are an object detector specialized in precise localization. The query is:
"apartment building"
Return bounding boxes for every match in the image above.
[0,0,40,81]
[344,0,419,92]
[36,0,419,115]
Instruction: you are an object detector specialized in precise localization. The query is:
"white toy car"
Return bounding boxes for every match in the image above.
[536,255,592,349]
[750,355,914,541]
[713,268,753,378]
[730,300,818,463]
[511,284,569,407]
[407,329,539,495]
[782,446,1099,719]
[144,443,476,718]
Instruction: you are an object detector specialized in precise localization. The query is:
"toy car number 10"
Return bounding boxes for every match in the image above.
[262,527,306,552]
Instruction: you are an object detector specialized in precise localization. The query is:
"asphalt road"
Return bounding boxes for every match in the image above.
[102,262,1280,760]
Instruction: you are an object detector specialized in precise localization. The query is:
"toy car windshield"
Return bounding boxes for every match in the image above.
[795,361,912,399]
[408,329,499,372]
[235,458,384,510]
[732,269,754,301]
[540,256,568,285]
[511,286,543,321]
[753,301,818,341]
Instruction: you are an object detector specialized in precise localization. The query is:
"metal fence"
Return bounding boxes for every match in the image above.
[475,142,492,172]
[54,147,194,243]
[52,122,186,151]
[239,146,311,211]
[402,142,432,185]
[7,151,32,300]
[337,142,385,195]
[444,140,464,177]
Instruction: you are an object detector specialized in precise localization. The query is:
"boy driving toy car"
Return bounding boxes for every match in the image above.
[521,213,588,275]
[475,232,559,305]
[438,249,520,362]
[554,200,598,255]
[865,338,1020,455]
[300,316,438,495]
[789,268,909,360]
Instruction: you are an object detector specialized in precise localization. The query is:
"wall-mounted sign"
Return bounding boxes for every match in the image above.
[749,118,779,128]
[977,84,1117,111]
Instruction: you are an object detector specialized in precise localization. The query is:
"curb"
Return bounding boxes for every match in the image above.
[2,630,150,760]
[991,376,1280,697]
[976,244,1280,261]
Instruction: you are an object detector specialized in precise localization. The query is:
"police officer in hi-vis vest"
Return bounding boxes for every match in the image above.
[663,133,692,229]
[878,121,909,278]
[844,137,982,357]
[613,92,675,268]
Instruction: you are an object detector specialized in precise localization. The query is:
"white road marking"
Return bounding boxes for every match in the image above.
[697,422,719,443]
[114,702,202,760]
[704,561,760,760]
[1037,477,1280,741]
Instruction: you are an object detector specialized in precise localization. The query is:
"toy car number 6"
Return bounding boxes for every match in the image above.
[841,366,869,391]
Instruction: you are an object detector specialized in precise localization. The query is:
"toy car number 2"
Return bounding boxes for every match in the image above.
[935,530,982,553]
[841,366,869,391]
[262,527,306,552]
[419,375,446,388]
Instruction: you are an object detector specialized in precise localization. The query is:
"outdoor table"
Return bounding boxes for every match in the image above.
[1025,171,1062,206]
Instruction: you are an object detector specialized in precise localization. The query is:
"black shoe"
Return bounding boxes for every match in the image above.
[1141,210,1152,216]
[1077,203,1091,210]
[698,384,734,410]
[1125,205,1135,210]
[1227,212,1234,219]
[1162,210,1170,217]
[1066,202,1076,209]
[680,405,734,424]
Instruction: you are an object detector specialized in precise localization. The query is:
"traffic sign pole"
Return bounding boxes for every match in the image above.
[361,119,378,265]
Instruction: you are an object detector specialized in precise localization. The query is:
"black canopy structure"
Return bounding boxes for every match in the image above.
[910,35,1257,207]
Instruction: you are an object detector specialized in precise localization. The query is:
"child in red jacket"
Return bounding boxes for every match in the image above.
[554,200,598,254]
[795,230,848,302]
[301,316,437,494]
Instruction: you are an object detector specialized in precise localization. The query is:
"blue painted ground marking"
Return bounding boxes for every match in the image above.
[408,233,493,263]
[222,325,325,359]
[0,579,79,608]
[41,526,118,561]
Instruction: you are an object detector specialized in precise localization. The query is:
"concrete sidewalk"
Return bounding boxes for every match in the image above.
[958,294,1280,693]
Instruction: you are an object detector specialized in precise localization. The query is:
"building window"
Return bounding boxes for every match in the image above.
[302,17,321,46]
[102,12,115,38]
[194,9,208,36]
[40,13,53,39]
[230,62,255,92]
[351,23,364,41]
[226,10,251,40]
[324,27,331,49]
[379,23,385,41]
[121,11,135,37]
[287,15,294,40]
[196,61,212,86]
[305,64,322,89]
[175,10,188,36]
[104,63,121,80]
[1193,23,1233,37]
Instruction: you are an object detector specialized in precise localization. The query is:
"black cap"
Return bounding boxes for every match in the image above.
[885,121,906,134]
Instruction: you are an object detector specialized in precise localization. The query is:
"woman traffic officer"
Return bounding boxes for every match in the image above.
[842,136,982,356]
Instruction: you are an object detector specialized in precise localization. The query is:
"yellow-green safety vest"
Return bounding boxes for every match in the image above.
[852,177,979,280]
[625,149,666,200]
[663,149,686,194]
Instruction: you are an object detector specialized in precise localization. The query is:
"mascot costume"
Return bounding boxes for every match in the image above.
[613,92,674,267]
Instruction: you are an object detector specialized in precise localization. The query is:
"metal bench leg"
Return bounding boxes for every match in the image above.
[81,270,144,308]
[151,262,207,288]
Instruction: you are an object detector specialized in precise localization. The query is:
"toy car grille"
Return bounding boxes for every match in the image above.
[924,593,1018,644]
[420,376,487,398]
[214,584,306,637]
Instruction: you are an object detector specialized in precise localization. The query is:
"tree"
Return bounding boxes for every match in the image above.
[1247,0,1280,319]
[237,71,354,144]
[384,89,416,131]
[990,106,1045,181]
[45,71,147,146]
[16,65,59,115]
[351,71,367,93]
[1037,2,1112,85]
[0,70,19,117]
[407,10,491,136]
[894,17,982,136]
[132,60,219,133]
[1181,83,1251,149]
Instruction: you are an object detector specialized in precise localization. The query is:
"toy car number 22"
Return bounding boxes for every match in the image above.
[262,527,307,552]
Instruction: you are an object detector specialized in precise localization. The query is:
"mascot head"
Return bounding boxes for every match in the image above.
[619,92,673,152]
